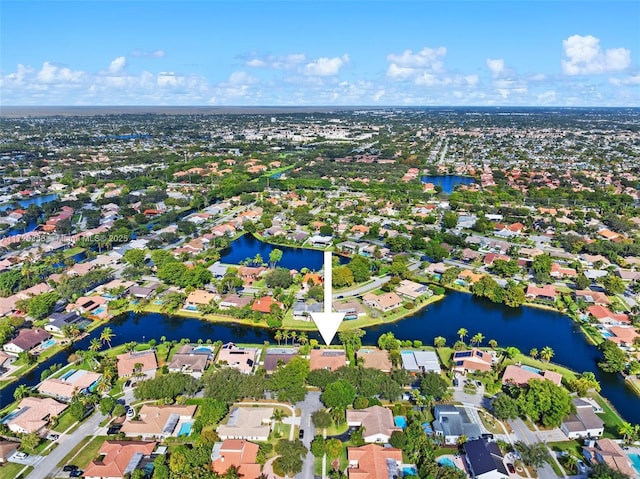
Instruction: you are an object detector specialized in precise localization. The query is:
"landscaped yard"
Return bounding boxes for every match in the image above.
[57,435,108,469]
[51,410,78,433]
[0,462,32,479]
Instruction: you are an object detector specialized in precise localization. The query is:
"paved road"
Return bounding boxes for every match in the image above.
[507,418,561,479]
[295,391,323,479]
[27,410,106,479]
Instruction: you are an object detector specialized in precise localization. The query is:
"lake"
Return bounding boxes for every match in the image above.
[0,193,59,212]
[220,234,347,271]
[421,175,475,193]
[3,291,638,423]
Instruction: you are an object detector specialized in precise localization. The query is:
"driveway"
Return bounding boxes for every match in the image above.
[8,452,42,466]
[27,410,106,479]
[295,391,323,479]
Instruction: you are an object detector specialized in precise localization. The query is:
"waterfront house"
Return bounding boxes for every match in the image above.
[587,305,630,325]
[353,349,390,373]
[433,405,481,445]
[582,439,638,479]
[310,349,346,371]
[211,439,262,479]
[362,292,403,312]
[83,440,156,479]
[45,312,85,335]
[121,404,197,439]
[263,348,299,373]
[463,438,509,479]
[218,294,252,310]
[501,365,562,387]
[346,406,400,443]
[4,397,67,434]
[346,444,403,479]
[525,284,557,301]
[167,345,212,378]
[452,349,495,374]
[184,290,217,309]
[292,301,323,321]
[395,280,431,301]
[216,342,259,374]
[574,290,611,306]
[38,370,102,402]
[3,328,52,355]
[400,350,441,374]
[251,296,283,314]
[217,407,273,441]
[561,399,604,439]
[334,300,366,319]
[116,350,158,379]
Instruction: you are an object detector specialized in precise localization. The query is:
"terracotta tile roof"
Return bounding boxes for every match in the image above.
[347,444,403,479]
[502,365,562,387]
[211,439,261,479]
[84,440,156,479]
[116,350,158,377]
[310,349,346,371]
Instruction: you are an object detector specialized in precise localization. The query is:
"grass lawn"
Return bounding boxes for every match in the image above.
[436,347,454,369]
[62,246,85,258]
[58,436,108,469]
[477,409,505,435]
[52,411,78,433]
[590,393,624,438]
[324,422,349,436]
[548,440,583,457]
[510,354,579,382]
[0,462,32,479]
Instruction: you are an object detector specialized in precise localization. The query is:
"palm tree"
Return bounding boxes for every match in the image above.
[253,253,263,266]
[563,455,578,473]
[298,332,308,346]
[282,330,290,346]
[434,336,446,348]
[488,339,498,349]
[529,348,539,359]
[100,327,115,348]
[290,331,297,345]
[271,409,286,433]
[275,330,282,345]
[619,422,636,445]
[471,332,485,347]
[457,328,468,343]
[540,346,554,362]
[13,384,31,401]
[89,338,102,353]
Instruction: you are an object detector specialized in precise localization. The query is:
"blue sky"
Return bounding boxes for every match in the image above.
[1,1,639,106]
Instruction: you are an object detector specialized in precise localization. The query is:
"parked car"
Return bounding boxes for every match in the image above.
[70,470,84,477]
[298,429,304,439]
[126,407,135,418]
[507,463,516,474]
[46,433,59,441]
[14,452,28,460]
[63,464,78,472]
[107,426,122,435]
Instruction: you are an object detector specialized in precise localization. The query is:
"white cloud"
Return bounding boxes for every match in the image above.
[108,56,127,74]
[387,47,446,70]
[486,58,505,77]
[373,90,385,102]
[245,53,306,69]
[36,61,84,83]
[130,49,165,58]
[562,35,631,75]
[537,90,557,104]
[609,74,640,86]
[227,71,257,85]
[303,55,349,76]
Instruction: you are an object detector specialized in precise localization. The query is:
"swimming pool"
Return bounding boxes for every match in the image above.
[60,369,76,380]
[394,416,407,428]
[601,331,613,338]
[629,454,640,475]
[437,457,458,469]
[41,338,56,349]
[521,365,541,374]
[193,347,212,353]
[177,422,192,436]
[93,306,107,315]
[402,466,418,476]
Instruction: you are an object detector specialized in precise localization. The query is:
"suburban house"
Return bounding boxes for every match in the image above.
[3,328,52,355]
[38,370,102,402]
[211,439,262,479]
[44,312,86,335]
[83,440,157,479]
[458,270,485,284]
[362,292,403,312]
[116,350,158,379]
[357,349,392,373]
[292,301,323,321]
[217,407,274,441]
[67,295,109,319]
[184,290,217,309]
[395,280,431,301]
[587,305,630,325]
[0,440,19,463]
[121,404,197,439]
[263,348,299,373]
[334,300,367,320]
[607,326,640,347]
[525,284,557,301]
[216,342,259,374]
[501,365,562,387]
[3,397,67,434]
[561,399,604,439]
[400,350,441,374]
[310,349,347,371]
[574,290,611,306]
[346,406,400,443]
[432,405,481,445]
[251,296,283,314]
[463,438,509,479]
[582,439,638,479]
[218,294,252,310]
[167,345,212,378]
[347,444,403,479]
[452,349,495,373]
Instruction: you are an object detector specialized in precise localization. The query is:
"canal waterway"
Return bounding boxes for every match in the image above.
[3,291,638,423]
[421,175,475,193]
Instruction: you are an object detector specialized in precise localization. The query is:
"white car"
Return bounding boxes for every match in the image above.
[13,452,28,460]
[126,407,135,418]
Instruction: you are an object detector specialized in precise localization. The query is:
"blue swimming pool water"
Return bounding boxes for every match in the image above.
[193,347,212,353]
[602,331,613,338]
[629,454,640,475]
[438,458,458,469]
[177,422,192,436]
[402,466,418,476]
[521,365,541,374]
[394,416,407,428]
[94,306,106,314]
[184,305,198,311]
[41,338,56,349]
[455,279,467,286]
[422,422,433,434]
[60,369,76,380]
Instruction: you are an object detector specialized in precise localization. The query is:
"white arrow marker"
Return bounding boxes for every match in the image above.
[310,250,345,345]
